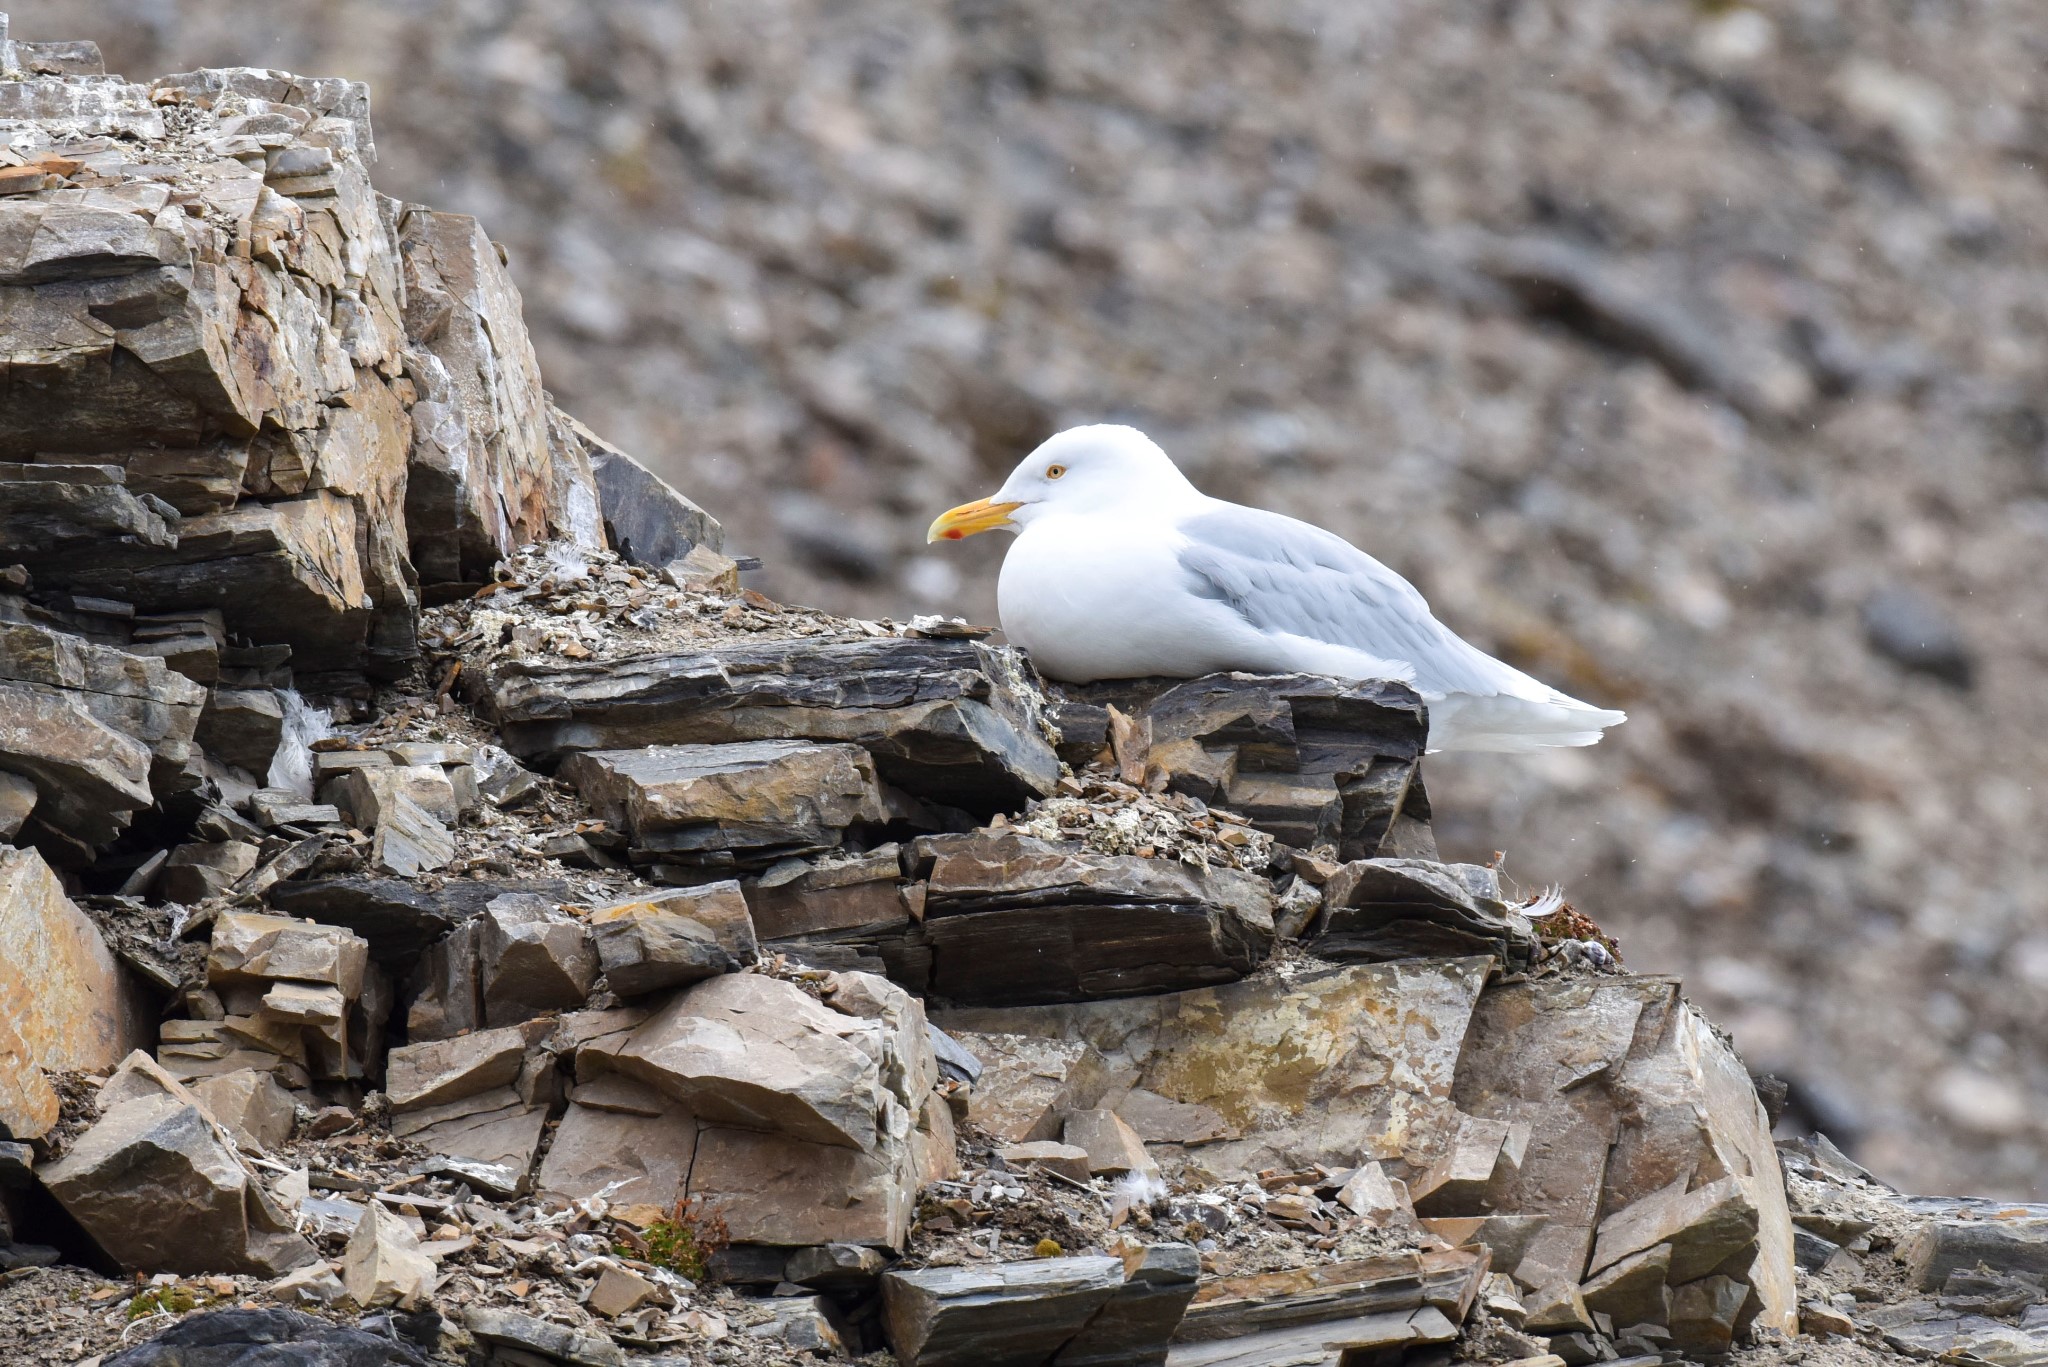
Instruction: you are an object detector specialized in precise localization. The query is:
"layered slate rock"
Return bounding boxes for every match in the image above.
[267,875,576,961]
[909,831,1277,1006]
[1064,1244,1205,1367]
[383,1019,556,1190]
[1448,976,1798,1354]
[561,739,888,874]
[1049,674,1433,860]
[587,881,758,995]
[1898,1198,2048,1290]
[399,209,603,596]
[178,910,379,1086]
[1169,1249,1487,1364]
[939,958,1494,1181]
[0,616,207,852]
[882,1246,1203,1367]
[0,846,146,1138]
[742,844,931,985]
[0,55,603,687]
[558,971,955,1249]
[536,1071,698,1208]
[1310,859,1542,965]
[882,1257,1128,1367]
[41,1053,316,1276]
[478,636,1060,813]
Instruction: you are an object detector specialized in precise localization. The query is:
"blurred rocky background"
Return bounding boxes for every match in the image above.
[25,0,2045,1199]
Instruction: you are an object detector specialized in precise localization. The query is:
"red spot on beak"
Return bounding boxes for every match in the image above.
[944,530,963,540]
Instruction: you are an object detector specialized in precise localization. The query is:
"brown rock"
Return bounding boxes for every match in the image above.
[479,893,598,1026]
[161,839,261,904]
[0,769,35,840]
[998,1141,1095,1184]
[1598,987,1798,1337]
[368,793,455,876]
[463,1307,624,1367]
[1312,859,1539,967]
[1116,1090,1232,1146]
[536,1086,698,1206]
[192,1068,299,1151]
[589,1264,662,1318]
[561,739,886,867]
[745,845,913,941]
[0,845,145,1139]
[882,1257,1127,1367]
[1580,1242,1672,1333]
[589,880,756,996]
[341,1197,435,1310]
[786,1243,891,1290]
[937,958,1492,1181]
[910,830,1276,1005]
[1800,1300,1856,1337]
[564,406,723,569]
[397,1095,548,1185]
[1449,976,1689,1294]
[37,495,380,680]
[195,687,285,778]
[0,619,206,847]
[1336,1162,1413,1225]
[1173,1250,1486,1343]
[329,763,458,828]
[1064,1109,1159,1177]
[398,209,600,591]
[688,1123,921,1248]
[1897,1204,2048,1289]
[747,1294,852,1355]
[1521,1281,1594,1334]
[1165,1309,1459,1367]
[593,973,894,1149]
[920,1032,1091,1144]
[1409,1112,1529,1214]
[1049,674,1430,859]
[481,636,1061,814]
[39,1051,316,1275]
[1587,1176,1758,1285]
[208,911,368,997]
[405,920,482,1041]
[1057,1242,1201,1367]
[249,790,342,829]
[384,1023,535,1112]
[1667,1274,1749,1355]
[268,1261,349,1307]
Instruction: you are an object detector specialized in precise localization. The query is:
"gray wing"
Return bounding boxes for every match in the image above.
[1176,504,1509,697]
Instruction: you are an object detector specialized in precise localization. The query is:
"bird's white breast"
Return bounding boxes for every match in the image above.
[998,512,1270,681]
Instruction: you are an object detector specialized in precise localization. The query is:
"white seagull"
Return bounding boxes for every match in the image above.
[926,424,1625,753]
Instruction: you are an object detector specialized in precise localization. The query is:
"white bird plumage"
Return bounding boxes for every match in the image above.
[928,424,1626,753]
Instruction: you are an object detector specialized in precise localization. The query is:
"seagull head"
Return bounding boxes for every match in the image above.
[926,424,1197,541]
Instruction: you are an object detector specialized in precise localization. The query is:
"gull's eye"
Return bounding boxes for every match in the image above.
[1046,464,1066,479]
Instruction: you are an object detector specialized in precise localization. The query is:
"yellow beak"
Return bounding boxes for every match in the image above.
[927,496,1024,543]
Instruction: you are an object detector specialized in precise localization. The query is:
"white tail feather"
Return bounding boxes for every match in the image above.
[1425,691,1626,753]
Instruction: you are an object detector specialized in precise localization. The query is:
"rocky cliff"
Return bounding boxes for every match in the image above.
[0,17,2040,1367]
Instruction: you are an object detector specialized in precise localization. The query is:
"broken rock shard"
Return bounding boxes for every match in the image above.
[40,1052,316,1275]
